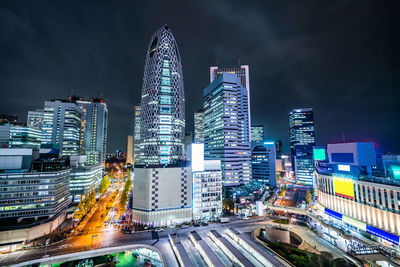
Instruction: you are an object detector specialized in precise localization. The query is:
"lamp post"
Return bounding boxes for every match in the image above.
[91,234,98,249]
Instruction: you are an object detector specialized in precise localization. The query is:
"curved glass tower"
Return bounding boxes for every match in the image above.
[139,25,185,165]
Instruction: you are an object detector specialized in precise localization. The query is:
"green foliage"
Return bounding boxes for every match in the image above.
[74,201,86,220]
[273,218,290,224]
[306,189,312,204]
[222,198,235,212]
[99,175,110,194]
[118,174,132,214]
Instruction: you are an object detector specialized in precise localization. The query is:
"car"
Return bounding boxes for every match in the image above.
[180,224,189,229]
[193,223,201,227]
[201,222,208,226]
[155,228,164,232]
[242,216,250,220]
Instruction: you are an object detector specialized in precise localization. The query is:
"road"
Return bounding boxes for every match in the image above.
[0,216,353,266]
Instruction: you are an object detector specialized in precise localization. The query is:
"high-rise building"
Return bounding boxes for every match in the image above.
[289,108,315,185]
[189,144,222,221]
[0,148,70,227]
[133,105,141,165]
[204,72,251,186]
[42,100,82,156]
[75,97,108,166]
[132,25,191,226]
[251,125,264,143]
[210,65,251,141]
[27,109,44,130]
[0,125,41,150]
[126,135,134,166]
[251,142,277,188]
[194,109,204,144]
[275,140,283,159]
[138,25,185,166]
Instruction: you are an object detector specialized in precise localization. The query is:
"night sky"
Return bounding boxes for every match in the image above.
[0,1,398,153]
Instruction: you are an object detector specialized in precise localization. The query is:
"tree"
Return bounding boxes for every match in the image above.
[222,198,235,212]
[305,190,312,205]
[74,201,86,220]
[119,189,128,214]
[99,175,110,194]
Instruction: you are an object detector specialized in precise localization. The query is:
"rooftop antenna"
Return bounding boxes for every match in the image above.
[238,58,241,65]
[342,133,346,143]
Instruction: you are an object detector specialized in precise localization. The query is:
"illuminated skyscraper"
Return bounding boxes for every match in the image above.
[139,25,185,165]
[251,142,277,188]
[210,65,251,141]
[275,140,283,159]
[251,125,264,143]
[133,105,141,165]
[27,109,44,130]
[289,108,316,185]
[75,97,108,166]
[204,72,251,186]
[132,25,191,226]
[42,100,82,156]
[194,109,204,144]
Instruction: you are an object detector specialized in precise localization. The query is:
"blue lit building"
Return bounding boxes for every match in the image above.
[289,108,315,185]
[42,100,82,156]
[251,125,264,143]
[203,72,251,186]
[251,142,277,188]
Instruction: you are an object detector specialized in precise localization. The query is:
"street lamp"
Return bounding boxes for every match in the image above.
[91,234,98,249]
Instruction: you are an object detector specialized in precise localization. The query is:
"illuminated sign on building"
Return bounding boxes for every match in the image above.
[313,148,326,161]
[392,165,400,180]
[333,176,354,199]
[338,164,351,172]
[192,144,204,172]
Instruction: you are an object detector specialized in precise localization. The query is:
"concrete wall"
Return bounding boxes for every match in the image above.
[0,212,66,246]
[262,227,290,244]
[132,166,192,225]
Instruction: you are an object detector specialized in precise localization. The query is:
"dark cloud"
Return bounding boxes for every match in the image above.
[0,0,398,153]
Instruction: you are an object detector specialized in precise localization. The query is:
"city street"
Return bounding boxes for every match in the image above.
[0,215,356,266]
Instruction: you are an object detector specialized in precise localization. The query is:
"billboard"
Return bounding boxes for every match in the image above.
[313,148,326,161]
[333,177,354,199]
[191,144,204,172]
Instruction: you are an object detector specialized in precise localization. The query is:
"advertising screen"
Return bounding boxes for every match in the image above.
[313,148,326,161]
[333,177,354,199]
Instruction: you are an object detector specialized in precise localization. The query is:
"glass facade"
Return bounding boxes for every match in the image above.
[204,73,251,186]
[289,108,315,185]
[251,125,264,143]
[139,25,185,166]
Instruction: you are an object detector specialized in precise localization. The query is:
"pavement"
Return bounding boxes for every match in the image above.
[0,215,355,266]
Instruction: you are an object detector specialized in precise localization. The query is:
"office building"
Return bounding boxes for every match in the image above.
[27,110,44,130]
[75,97,108,166]
[289,108,316,185]
[138,25,185,166]
[204,72,251,186]
[210,65,251,139]
[0,148,70,247]
[69,156,103,203]
[251,125,264,143]
[0,125,41,150]
[382,154,400,179]
[42,100,82,156]
[315,142,400,248]
[189,144,222,221]
[133,105,141,165]
[275,140,283,159]
[126,135,134,166]
[251,142,277,188]
[132,25,192,226]
[194,109,204,144]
